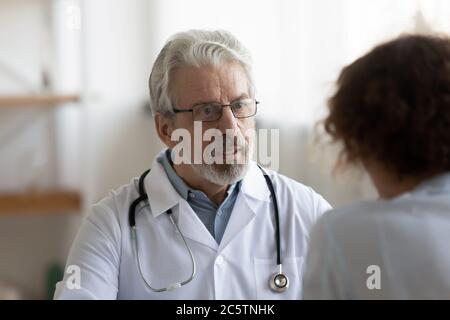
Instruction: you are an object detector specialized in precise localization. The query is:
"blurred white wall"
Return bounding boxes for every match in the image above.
[81,0,161,206]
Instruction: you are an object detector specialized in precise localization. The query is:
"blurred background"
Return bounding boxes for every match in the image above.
[0,0,449,299]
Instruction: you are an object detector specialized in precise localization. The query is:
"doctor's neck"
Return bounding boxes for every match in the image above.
[173,163,229,205]
[363,159,442,199]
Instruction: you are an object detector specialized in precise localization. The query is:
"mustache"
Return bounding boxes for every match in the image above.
[213,133,246,151]
[205,133,249,160]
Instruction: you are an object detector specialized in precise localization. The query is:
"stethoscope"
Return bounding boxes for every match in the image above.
[129,165,289,293]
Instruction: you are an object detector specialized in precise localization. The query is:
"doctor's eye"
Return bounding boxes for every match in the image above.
[231,98,256,117]
[194,103,221,120]
[231,101,244,109]
[197,104,214,116]
[202,105,214,114]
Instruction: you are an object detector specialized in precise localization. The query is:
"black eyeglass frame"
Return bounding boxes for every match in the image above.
[172,99,259,122]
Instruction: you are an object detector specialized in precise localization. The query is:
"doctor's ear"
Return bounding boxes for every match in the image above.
[154,113,176,147]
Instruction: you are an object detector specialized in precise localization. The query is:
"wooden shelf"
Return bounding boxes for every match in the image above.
[0,94,79,108]
[0,191,81,214]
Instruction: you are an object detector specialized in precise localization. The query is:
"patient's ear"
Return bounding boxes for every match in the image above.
[154,113,174,147]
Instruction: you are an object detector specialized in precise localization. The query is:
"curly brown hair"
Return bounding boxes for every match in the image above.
[324,34,450,176]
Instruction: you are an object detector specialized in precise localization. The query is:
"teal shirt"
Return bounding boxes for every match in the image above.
[157,149,241,244]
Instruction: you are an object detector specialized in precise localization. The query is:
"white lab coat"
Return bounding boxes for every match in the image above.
[55,150,331,300]
[303,172,450,299]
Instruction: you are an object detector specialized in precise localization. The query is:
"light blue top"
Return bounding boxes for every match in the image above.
[157,149,241,244]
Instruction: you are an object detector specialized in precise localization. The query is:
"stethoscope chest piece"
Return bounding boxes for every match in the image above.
[269,272,289,293]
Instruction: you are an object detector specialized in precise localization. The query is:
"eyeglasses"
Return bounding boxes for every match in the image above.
[172,98,259,122]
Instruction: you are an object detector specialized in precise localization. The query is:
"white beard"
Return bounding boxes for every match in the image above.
[191,136,253,186]
[191,161,249,186]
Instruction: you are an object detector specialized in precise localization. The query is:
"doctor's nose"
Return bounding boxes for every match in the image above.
[216,106,239,133]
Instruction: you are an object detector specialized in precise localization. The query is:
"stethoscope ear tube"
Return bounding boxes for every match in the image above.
[261,172,282,267]
[129,170,196,292]
[129,169,150,228]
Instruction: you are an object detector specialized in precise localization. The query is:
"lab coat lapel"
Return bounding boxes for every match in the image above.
[218,162,271,251]
[176,200,219,251]
[145,150,219,251]
[218,193,258,251]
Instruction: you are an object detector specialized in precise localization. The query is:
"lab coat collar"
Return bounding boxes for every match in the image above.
[144,152,181,218]
[145,150,271,218]
[240,161,271,203]
[412,171,450,195]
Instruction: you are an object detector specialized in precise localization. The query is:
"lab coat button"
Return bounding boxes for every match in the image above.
[215,255,224,265]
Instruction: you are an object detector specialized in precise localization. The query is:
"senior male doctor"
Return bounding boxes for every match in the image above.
[55,29,331,300]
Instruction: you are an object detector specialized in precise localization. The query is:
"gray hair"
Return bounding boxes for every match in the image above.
[148,29,255,117]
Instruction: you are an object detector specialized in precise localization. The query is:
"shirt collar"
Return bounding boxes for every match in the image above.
[240,161,271,202]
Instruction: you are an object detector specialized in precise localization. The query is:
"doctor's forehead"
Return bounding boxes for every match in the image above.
[170,61,250,107]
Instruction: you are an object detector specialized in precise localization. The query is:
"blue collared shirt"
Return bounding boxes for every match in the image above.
[157,149,241,244]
